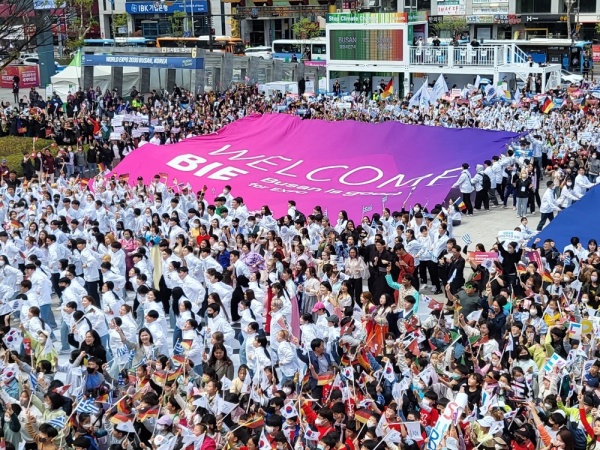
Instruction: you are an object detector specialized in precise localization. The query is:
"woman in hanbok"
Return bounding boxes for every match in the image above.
[369,293,394,357]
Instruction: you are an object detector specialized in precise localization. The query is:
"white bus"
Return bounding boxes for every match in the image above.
[271,38,327,63]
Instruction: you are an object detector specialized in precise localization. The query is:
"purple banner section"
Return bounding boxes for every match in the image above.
[113,114,519,218]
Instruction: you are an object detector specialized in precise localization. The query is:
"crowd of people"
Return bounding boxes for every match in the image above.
[0,77,599,450]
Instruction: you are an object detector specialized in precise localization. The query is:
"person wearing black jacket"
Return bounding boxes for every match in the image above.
[446,244,466,295]
[67,326,107,365]
[497,239,523,293]
[368,239,394,301]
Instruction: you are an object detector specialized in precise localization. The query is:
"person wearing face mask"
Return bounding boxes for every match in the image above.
[108,422,133,448]
[151,415,176,450]
[511,345,537,378]
[2,403,21,449]
[582,271,600,309]
[24,417,59,450]
[262,415,284,445]
[557,178,582,209]
[27,390,66,427]
[300,404,335,440]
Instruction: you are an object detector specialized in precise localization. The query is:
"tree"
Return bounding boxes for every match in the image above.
[112,12,128,37]
[168,11,186,37]
[431,17,467,40]
[291,18,320,40]
[64,0,98,52]
[0,1,55,70]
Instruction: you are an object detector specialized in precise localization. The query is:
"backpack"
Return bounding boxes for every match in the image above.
[482,173,491,190]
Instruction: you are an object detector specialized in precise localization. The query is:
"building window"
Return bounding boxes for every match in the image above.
[516,0,551,13]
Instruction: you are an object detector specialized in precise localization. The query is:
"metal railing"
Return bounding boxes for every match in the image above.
[408,44,533,68]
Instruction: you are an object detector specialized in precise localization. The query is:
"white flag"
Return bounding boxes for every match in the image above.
[404,421,423,441]
[474,75,481,90]
[431,74,448,103]
[384,429,403,444]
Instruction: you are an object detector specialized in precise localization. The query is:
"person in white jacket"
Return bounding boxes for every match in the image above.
[574,167,594,197]
[452,163,474,215]
[275,330,299,384]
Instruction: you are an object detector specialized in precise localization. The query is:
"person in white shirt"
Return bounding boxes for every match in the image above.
[177,267,206,303]
[80,295,110,352]
[24,263,56,330]
[275,329,299,385]
[452,163,474,215]
[144,310,169,355]
[229,250,251,279]
[205,269,233,317]
[100,262,126,299]
[0,231,21,268]
[206,303,235,352]
[76,239,101,306]
[574,167,594,197]
[101,281,124,317]
[536,180,561,231]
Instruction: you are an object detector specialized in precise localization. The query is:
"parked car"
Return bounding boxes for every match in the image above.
[244,46,272,59]
[561,69,583,85]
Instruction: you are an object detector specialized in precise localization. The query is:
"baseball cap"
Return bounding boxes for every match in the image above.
[311,302,326,312]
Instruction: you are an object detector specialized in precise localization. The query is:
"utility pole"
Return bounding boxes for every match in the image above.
[208,0,213,51]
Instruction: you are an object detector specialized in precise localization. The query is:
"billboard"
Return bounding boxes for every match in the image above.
[329,29,404,62]
[1,66,39,89]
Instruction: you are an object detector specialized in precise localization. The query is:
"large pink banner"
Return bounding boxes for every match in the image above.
[112,114,518,218]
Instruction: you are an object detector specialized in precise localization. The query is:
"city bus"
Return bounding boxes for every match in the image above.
[114,37,156,47]
[271,38,327,63]
[484,38,592,73]
[155,36,245,54]
[83,38,156,47]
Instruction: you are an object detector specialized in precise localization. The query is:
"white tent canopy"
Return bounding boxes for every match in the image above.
[50,66,140,100]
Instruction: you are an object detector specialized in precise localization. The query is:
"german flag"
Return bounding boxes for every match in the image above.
[317,371,335,386]
[115,396,132,414]
[242,416,265,429]
[119,173,130,182]
[354,409,374,424]
[167,366,183,382]
[542,270,553,284]
[9,220,20,229]
[152,370,167,385]
[96,393,109,403]
[181,340,193,351]
[171,354,186,366]
[110,413,135,425]
[516,262,527,276]
[158,172,168,181]
[97,163,106,173]
[80,178,90,188]
[137,406,160,421]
